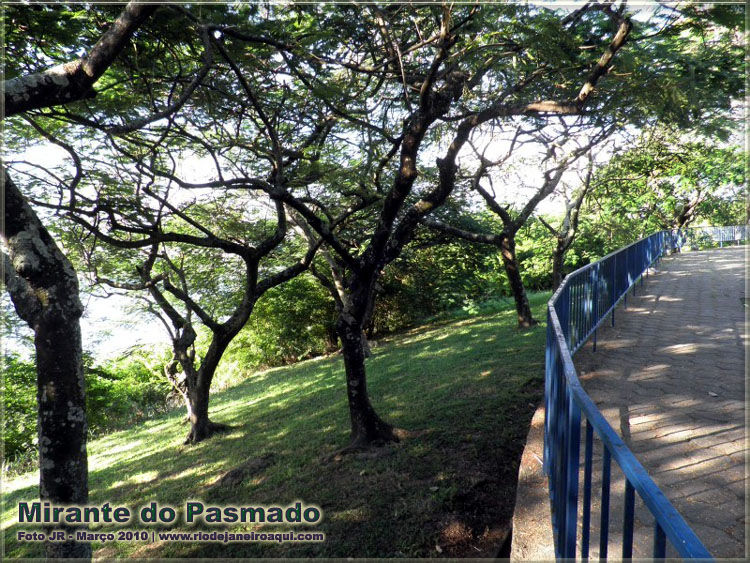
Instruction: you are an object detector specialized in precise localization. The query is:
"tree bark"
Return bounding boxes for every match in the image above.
[336,315,397,446]
[2,170,91,559]
[172,341,231,444]
[184,379,228,444]
[3,3,158,117]
[500,234,538,328]
[139,265,241,445]
[551,239,566,291]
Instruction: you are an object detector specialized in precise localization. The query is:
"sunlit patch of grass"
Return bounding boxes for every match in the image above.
[2,293,550,558]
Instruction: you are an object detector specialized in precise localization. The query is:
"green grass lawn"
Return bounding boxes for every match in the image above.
[2,293,549,558]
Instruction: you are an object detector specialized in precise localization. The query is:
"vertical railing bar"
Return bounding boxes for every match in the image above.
[599,448,611,561]
[549,348,559,499]
[582,420,594,560]
[579,278,584,348]
[563,395,581,558]
[570,282,581,347]
[623,479,635,559]
[624,247,627,298]
[557,383,570,556]
[654,522,667,560]
[597,266,600,336]
[543,313,553,474]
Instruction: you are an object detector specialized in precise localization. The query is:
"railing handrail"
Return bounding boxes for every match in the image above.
[544,224,747,559]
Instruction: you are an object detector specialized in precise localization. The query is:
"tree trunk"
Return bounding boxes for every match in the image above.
[551,240,566,291]
[2,170,91,559]
[500,234,538,328]
[325,322,339,351]
[36,318,91,558]
[183,377,228,444]
[158,318,231,445]
[336,315,396,446]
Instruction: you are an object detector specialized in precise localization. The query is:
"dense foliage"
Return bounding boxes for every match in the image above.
[221,275,338,371]
[2,354,37,464]
[583,131,745,247]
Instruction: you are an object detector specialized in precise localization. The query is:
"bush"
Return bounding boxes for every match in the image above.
[2,354,37,463]
[221,275,337,373]
[370,238,501,334]
[85,350,172,436]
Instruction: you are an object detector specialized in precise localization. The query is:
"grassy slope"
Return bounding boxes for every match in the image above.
[2,294,549,558]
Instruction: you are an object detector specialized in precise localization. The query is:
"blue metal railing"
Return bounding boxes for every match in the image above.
[543,224,746,560]
[673,225,748,250]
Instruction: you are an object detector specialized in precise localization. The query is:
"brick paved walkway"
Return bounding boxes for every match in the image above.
[574,245,746,559]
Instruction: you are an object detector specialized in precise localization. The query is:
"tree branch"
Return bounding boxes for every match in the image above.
[4,2,158,116]
[419,218,503,246]
[108,26,215,135]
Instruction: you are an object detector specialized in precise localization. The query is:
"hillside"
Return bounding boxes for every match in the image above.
[2,295,549,558]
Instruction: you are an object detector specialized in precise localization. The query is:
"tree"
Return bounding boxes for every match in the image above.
[248,2,634,444]
[422,123,611,326]
[539,155,596,290]
[67,172,320,443]
[3,173,89,545]
[583,129,745,246]
[2,2,158,558]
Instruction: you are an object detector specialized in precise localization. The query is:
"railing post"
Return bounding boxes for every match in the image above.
[654,522,667,560]
[543,313,553,475]
[563,394,581,559]
[623,480,636,559]
[600,448,611,560]
[582,420,594,560]
[555,382,570,558]
[611,257,616,327]
[593,264,599,351]
[624,247,629,307]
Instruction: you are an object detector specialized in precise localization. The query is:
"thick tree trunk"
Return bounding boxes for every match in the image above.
[500,235,538,328]
[36,319,91,558]
[150,306,232,445]
[336,315,396,446]
[183,377,228,444]
[2,170,91,559]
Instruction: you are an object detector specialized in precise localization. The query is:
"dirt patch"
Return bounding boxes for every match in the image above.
[429,453,518,557]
